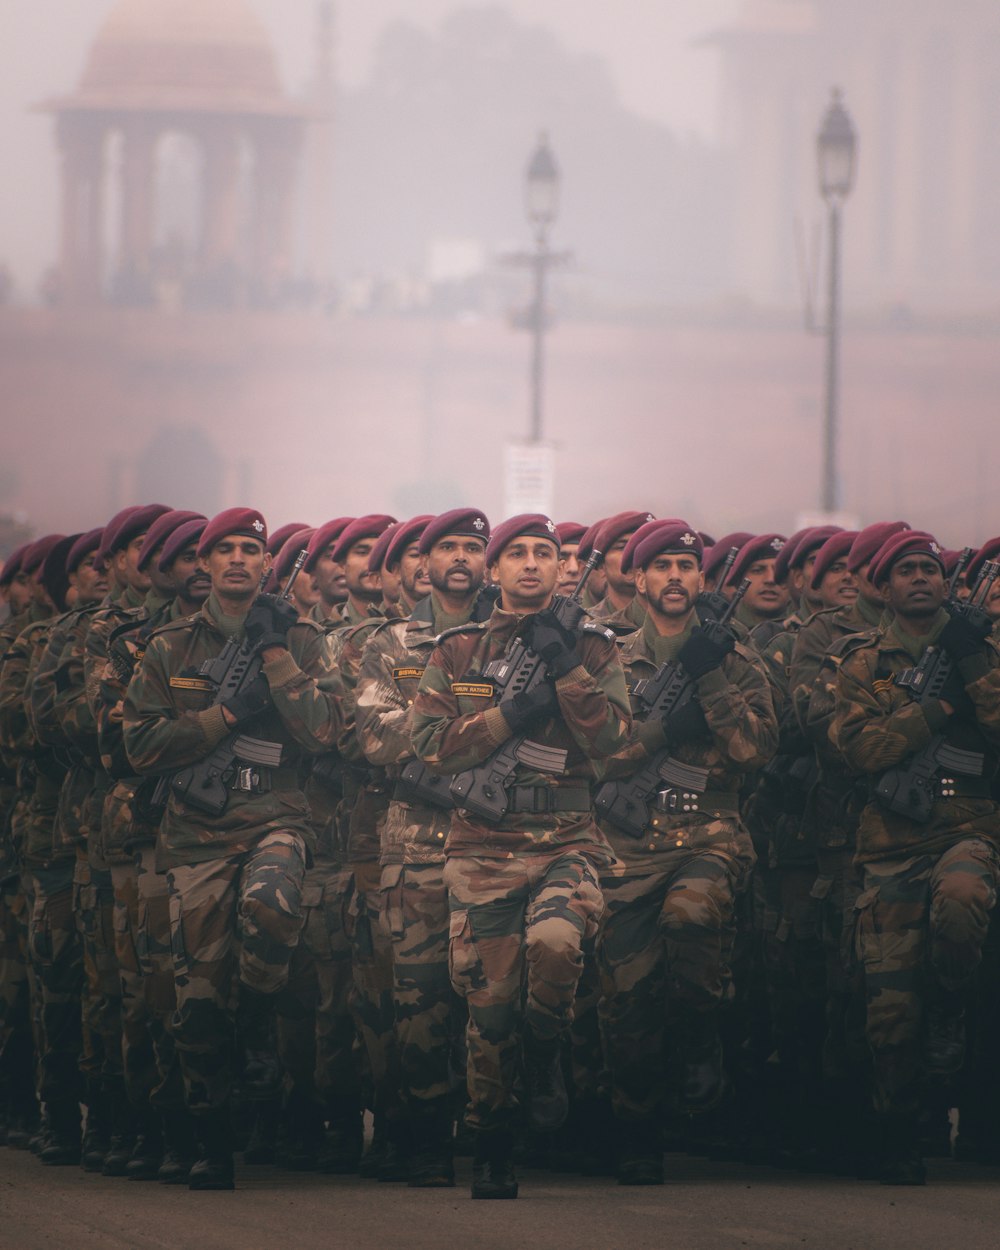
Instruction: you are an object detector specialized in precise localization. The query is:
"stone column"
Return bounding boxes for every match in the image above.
[120,116,156,282]
[201,119,243,270]
[55,112,105,302]
[250,118,304,300]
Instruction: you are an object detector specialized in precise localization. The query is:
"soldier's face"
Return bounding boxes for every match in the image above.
[7,571,33,615]
[115,535,151,593]
[854,560,882,609]
[400,543,432,600]
[201,536,269,602]
[884,556,945,619]
[31,570,55,611]
[425,536,486,602]
[145,547,176,599]
[983,577,1000,620]
[556,543,581,596]
[603,535,637,595]
[290,569,321,616]
[743,559,789,619]
[344,539,382,602]
[797,553,825,605]
[818,558,857,609]
[492,537,559,612]
[314,544,348,605]
[636,553,703,620]
[170,544,210,606]
[379,562,402,603]
[69,552,109,605]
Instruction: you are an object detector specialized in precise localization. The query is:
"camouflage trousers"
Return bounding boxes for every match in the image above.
[73,853,123,1083]
[598,851,744,1120]
[166,830,306,1114]
[380,861,465,1115]
[445,850,604,1133]
[27,862,84,1109]
[278,860,358,1107]
[813,845,868,1081]
[346,860,400,1117]
[855,837,1000,1113]
[760,865,827,1076]
[0,878,34,1103]
[111,848,181,1111]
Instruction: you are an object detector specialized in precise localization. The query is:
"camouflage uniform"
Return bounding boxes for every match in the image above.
[411,604,631,1133]
[355,595,472,1143]
[832,610,1000,1116]
[123,592,344,1114]
[595,613,776,1122]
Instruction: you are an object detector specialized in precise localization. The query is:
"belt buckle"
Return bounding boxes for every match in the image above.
[234,767,258,793]
[532,788,552,814]
[654,787,700,814]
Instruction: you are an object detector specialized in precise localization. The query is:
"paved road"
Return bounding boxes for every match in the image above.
[1,1148,998,1250]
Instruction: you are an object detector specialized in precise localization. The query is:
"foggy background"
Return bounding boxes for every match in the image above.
[1,0,999,551]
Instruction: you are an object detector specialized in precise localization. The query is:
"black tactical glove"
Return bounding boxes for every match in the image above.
[939,608,992,661]
[678,627,734,680]
[500,683,559,734]
[661,700,711,746]
[936,666,976,721]
[526,608,581,679]
[222,673,272,726]
[244,594,299,652]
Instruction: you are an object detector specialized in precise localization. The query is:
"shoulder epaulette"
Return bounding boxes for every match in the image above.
[435,621,487,644]
[344,617,384,645]
[290,616,323,637]
[582,621,617,643]
[749,620,787,649]
[108,615,148,647]
[146,614,206,641]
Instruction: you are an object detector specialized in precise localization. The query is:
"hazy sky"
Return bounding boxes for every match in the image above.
[1,0,738,292]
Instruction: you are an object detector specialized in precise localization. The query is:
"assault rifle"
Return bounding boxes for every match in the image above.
[447,548,604,821]
[153,548,308,818]
[593,578,749,839]
[695,545,740,622]
[874,559,999,823]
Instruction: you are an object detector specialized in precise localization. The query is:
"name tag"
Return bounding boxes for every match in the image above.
[393,667,425,680]
[169,676,215,692]
[451,681,494,699]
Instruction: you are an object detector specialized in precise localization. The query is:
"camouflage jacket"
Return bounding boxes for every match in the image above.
[832,610,1000,863]
[790,600,880,851]
[596,613,775,872]
[123,592,344,868]
[356,595,474,865]
[411,603,631,860]
[335,614,391,865]
[591,594,645,629]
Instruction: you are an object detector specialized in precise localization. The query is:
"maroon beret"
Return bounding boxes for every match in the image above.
[809,531,858,589]
[485,513,560,564]
[196,507,267,557]
[137,510,206,571]
[776,526,843,584]
[158,517,207,571]
[870,531,945,588]
[304,517,354,573]
[576,519,607,563]
[22,534,67,575]
[385,515,435,568]
[417,509,489,557]
[0,544,29,587]
[331,514,398,564]
[97,507,140,562]
[621,519,689,574]
[66,527,104,574]
[266,521,311,558]
[555,521,587,546]
[847,521,911,573]
[273,528,315,582]
[965,538,1000,590]
[41,535,80,611]
[625,521,704,573]
[104,503,172,559]
[698,531,717,548]
[597,510,657,553]
[702,532,755,582]
[726,534,787,587]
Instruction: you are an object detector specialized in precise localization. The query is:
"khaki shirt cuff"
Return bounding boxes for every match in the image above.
[555,664,590,690]
[483,705,514,748]
[262,649,300,689]
[196,705,230,748]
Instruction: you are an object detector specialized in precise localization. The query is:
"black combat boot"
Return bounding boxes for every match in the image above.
[679,1012,727,1115]
[924,988,966,1077]
[236,985,282,1101]
[80,1079,111,1171]
[317,1095,364,1173]
[408,1106,455,1189]
[242,1099,279,1164]
[39,1101,82,1166]
[471,1128,518,1200]
[158,1107,196,1184]
[877,1111,926,1186]
[102,1080,137,1176]
[522,1026,569,1133]
[188,1107,235,1191]
[125,1109,164,1180]
[615,1117,664,1186]
[276,1088,325,1171]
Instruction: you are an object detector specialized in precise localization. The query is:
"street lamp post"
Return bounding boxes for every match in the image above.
[525,133,560,443]
[816,89,857,513]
